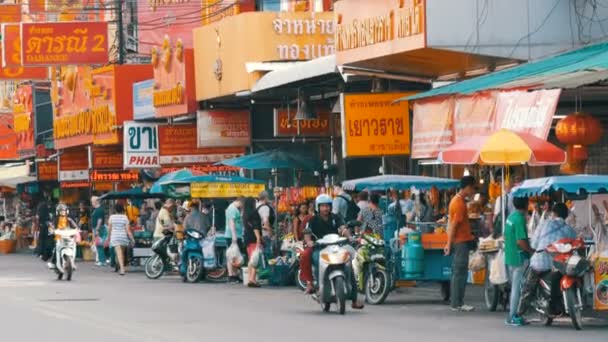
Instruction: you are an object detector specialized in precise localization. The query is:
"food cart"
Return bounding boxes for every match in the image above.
[342,175,460,303]
[512,175,608,312]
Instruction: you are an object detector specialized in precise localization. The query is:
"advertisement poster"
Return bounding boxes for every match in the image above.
[133,79,155,120]
[595,257,608,311]
[196,110,251,148]
[21,22,109,65]
[341,93,412,158]
[123,121,160,169]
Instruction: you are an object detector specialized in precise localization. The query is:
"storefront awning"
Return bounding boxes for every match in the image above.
[0,163,35,188]
[403,41,608,101]
[251,55,338,93]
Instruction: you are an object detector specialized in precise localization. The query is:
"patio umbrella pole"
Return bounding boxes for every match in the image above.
[501,166,506,235]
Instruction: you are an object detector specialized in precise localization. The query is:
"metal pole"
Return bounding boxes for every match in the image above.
[116,0,125,64]
[501,167,506,235]
[381,156,386,175]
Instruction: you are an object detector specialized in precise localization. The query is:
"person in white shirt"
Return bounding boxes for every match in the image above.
[356,191,369,212]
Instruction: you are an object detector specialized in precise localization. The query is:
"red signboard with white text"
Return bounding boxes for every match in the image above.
[493,89,561,139]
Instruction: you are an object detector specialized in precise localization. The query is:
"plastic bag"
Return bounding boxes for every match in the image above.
[249,247,263,268]
[226,242,243,268]
[489,250,508,285]
[468,251,485,272]
[201,236,217,269]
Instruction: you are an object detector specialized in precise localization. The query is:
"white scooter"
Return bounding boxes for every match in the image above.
[312,234,356,315]
[52,229,79,281]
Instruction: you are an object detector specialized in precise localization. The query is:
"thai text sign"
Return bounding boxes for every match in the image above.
[124,122,160,169]
[340,93,412,158]
[21,22,109,65]
[91,170,139,182]
[38,161,58,182]
[0,5,21,23]
[197,110,251,148]
[92,145,123,170]
[190,182,265,199]
[493,89,561,139]
[273,108,333,137]
[133,79,155,120]
[1,24,49,80]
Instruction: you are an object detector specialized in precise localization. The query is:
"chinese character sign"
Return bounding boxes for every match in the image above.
[123,121,160,169]
[21,22,109,66]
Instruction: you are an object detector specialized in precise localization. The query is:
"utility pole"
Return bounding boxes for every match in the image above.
[116,0,125,64]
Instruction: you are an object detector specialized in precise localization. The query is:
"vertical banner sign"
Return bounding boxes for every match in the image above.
[123,121,160,169]
[196,110,251,148]
[13,84,36,158]
[1,24,49,80]
[20,22,109,65]
[341,93,413,158]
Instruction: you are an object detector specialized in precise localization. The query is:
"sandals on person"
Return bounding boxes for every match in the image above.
[247,282,261,288]
[352,302,365,310]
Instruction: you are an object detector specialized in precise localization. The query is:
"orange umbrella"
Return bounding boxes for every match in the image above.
[439,129,566,166]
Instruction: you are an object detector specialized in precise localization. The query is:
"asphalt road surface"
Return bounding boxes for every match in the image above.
[0,254,606,342]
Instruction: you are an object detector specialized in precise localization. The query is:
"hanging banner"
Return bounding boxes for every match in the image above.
[273,108,335,137]
[133,79,155,120]
[123,121,160,169]
[411,97,454,159]
[190,182,266,199]
[494,89,561,139]
[196,110,251,148]
[453,92,497,142]
[0,4,21,23]
[21,21,109,66]
[341,93,412,158]
[160,124,244,165]
[13,84,35,158]
[37,161,58,182]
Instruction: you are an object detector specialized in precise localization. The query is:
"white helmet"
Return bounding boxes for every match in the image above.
[315,194,333,212]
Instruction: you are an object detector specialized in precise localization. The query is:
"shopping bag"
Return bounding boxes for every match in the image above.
[489,249,508,285]
[468,251,485,272]
[201,236,217,269]
[226,242,243,268]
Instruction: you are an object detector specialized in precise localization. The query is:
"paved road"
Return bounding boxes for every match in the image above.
[0,254,606,342]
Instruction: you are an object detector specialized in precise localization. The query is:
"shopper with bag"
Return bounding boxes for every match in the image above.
[503,196,534,326]
[225,197,245,283]
[243,197,263,288]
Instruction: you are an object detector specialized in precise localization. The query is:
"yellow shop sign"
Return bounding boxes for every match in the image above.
[153,84,184,107]
[53,105,115,139]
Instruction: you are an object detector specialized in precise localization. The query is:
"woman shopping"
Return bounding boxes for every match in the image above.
[243,197,263,288]
[292,202,311,241]
[106,204,135,276]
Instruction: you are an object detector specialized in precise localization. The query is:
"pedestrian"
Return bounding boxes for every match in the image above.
[91,196,108,266]
[332,183,358,221]
[225,197,245,283]
[356,191,369,211]
[35,194,52,261]
[292,202,311,241]
[358,193,383,235]
[154,199,176,241]
[444,176,477,312]
[257,191,276,239]
[106,203,135,276]
[307,200,316,216]
[184,200,210,234]
[503,196,533,326]
[243,197,263,288]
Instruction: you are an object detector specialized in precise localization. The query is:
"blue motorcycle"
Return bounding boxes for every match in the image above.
[180,229,205,283]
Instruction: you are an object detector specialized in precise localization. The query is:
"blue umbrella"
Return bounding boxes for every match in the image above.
[512,175,608,197]
[149,169,198,194]
[342,175,460,192]
[100,187,166,200]
[217,149,318,170]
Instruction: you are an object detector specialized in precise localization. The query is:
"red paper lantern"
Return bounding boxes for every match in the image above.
[555,112,603,145]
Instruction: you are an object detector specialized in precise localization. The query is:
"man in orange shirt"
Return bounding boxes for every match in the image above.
[444,176,477,312]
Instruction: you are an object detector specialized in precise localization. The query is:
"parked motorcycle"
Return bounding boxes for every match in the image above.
[180,229,204,283]
[529,238,590,330]
[311,234,356,315]
[144,230,178,279]
[356,233,391,305]
[52,229,79,281]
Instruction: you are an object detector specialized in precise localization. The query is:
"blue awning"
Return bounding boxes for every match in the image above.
[512,175,608,197]
[404,41,608,101]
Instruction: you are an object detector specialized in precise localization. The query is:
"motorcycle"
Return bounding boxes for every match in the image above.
[355,233,391,305]
[280,235,306,290]
[529,238,590,330]
[52,229,79,281]
[144,230,178,279]
[311,233,356,315]
[180,229,204,283]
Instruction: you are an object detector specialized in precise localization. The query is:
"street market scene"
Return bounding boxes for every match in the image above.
[1,0,608,341]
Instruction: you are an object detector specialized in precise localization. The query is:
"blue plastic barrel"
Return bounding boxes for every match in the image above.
[402,231,424,278]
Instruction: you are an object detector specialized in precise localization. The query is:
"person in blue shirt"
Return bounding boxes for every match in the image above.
[517,202,577,317]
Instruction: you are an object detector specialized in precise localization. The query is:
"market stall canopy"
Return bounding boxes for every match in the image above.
[0,163,35,188]
[251,55,338,94]
[217,149,319,170]
[100,188,166,200]
[402,41,608,101]
[439,129,566,166]
[149,169,202,194]
[342,175,459,192]
[167,175,265,185]
[162,175,265,199]
[512,175,608,197]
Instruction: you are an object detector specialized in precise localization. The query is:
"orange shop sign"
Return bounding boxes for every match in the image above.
[92,145,123,170]
[13,84,35,157]
[20,21,109,66]
[196,110,251,148]
[340,93,413,158]
[0,24,49,80]
[90,170,139,183]
[37,161,58,182]
[273,108,335,137]
[152,36,197,118]
[0,5,21,23]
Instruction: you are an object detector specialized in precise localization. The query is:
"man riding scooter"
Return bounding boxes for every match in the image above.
[48,204,79,269]
[300,194,364,309]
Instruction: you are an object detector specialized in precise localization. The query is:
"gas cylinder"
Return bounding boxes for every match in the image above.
[402,231,424,278]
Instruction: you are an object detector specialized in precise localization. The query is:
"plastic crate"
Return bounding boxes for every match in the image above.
[269,264,292,286]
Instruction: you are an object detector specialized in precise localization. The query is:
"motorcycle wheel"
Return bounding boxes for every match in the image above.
[186,257,203,283]
[296,268,306,291]
[365,268,390,305]
[333,276,347,315]
[64,256,73,282]
[484,276,499,312]
[144,255,165,280]
[566,288,583,330]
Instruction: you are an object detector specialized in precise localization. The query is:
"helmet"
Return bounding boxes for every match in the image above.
[56,203,69,216]
[315,194,333,212]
